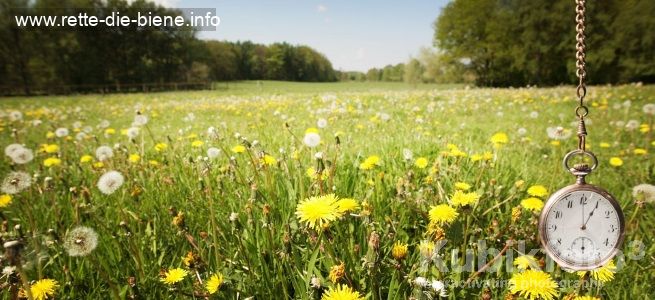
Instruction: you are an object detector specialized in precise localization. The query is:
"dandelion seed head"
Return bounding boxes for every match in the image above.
[1,171,32,194]
[633,183,655,203]
[95,146,114,161]
[207,147,221,159]
[10,147,34,164]
[55,128,69,137]
[64,226,98,257]
[303,132,321,148]
[97,171,124,195]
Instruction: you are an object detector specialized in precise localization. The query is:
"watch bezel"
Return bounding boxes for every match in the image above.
[538,183,625,271]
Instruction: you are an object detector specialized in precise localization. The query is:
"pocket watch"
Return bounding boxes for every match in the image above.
[538,151,625,270]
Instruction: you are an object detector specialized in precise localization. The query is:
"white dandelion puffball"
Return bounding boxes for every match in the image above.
[303,132,321,148]
[643,103,655,116]
[76,132,87,141]
[4,144,24,157]
[10,147,34,164]
[133,114,148,126]
[625,120,639,131]
[95,146,114,161]
[55,127,69,137]
[622,100,632,108]
[207,147,221,159]
[546,126,572,140]
[517,127,527,136]
[317,118,328,128]
[73,121,82,129]
[1,171,32,194]
[126,127,140,139]
[431,280,448,297]
[529,111,539,119]
[31,119,42,126]
[9,111,23,121]
[97,171,124,195]
[402,148,413,161]
[414,277,429,287]
[64,226,99,257]
[633,184,655,203]
[98,120,110,129]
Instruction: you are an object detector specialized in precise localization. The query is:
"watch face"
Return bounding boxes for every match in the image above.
[539,184,625,270]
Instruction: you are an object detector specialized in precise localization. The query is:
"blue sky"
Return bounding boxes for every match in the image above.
[156,0,450,71]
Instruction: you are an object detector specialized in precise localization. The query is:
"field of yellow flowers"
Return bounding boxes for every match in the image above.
[0,82,654,299]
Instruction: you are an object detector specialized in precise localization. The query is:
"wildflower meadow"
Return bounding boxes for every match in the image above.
[1,81,654,299]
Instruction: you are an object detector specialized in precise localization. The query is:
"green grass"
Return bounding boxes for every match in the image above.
[0,81,653,299]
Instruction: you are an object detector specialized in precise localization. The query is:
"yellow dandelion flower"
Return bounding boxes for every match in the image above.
[46,131,55,138]
[305,127,319,134]
[43,157,62,167]
[633,148,647,155]
[321,284,364,300]
[328,262,345,283]
[80,155,93,163]
[261,154,277,166]
[160,268,188,285]
[191,140,204,147]
[599,142,610,148]
[30,278,59,300]
[129,154,141,163]
[574,296,601,300]
[295,194,340,229]
[414,157,429,169]
[104,128,115,135]
[482,151,493,161]
[454,182,471,191]
[154,143,168,152]
[149,160,160,166]
[490,132,509,147]
[359,155,381,170]
[449,190,480,207]
[391,241,408,260]
[93,162,104,169]
[40,144,59,153]
[513,255,539,271]
[428,204,459,225]
[232,145,246,153]
[521,197,544,212]
[205,273,224,294]
[577,259,616,283]
[550,140,561,146]
[509,269,559,300]
[470,154,483,162]
[527,185,549,198]
[0,194,12,207]
[336,198,360,214]
[609,157,623,167]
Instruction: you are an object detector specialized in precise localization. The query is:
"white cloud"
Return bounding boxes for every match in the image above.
[317,4,328,13]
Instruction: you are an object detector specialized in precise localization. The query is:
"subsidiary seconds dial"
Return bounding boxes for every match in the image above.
[539,186,625,270]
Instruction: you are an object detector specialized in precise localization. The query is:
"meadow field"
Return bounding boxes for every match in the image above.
[0,81,653,299]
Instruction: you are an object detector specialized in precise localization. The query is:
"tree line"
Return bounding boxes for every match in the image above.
[0,0,336,95]
[431,0,655,86]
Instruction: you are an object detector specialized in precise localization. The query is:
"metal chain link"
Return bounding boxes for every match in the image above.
[574,0,588,151]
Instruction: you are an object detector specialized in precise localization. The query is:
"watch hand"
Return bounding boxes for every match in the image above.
[583,200,599,228]
[581,195,585,229]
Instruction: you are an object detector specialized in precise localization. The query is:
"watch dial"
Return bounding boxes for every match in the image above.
[543,189,622,268]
